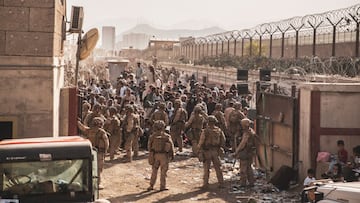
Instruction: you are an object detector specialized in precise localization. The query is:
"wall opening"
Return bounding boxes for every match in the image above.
[0,121,13,140]
[0,117,18,140]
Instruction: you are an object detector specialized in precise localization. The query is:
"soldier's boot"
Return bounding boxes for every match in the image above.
[160,187,168,191]
[203,163,210,189]
[133,150,138,158]
[218,183,225,189]
[247,170,255,187]
[191,140,198,157]
[126,150,132,162]
[178,138,183,152]
[202,182,209,189]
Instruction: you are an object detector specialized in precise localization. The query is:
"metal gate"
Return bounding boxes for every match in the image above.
[256,86,299,177]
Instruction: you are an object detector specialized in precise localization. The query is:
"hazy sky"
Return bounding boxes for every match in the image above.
[67,0,359,34]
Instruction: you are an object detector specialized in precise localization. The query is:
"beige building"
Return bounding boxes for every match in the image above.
[120,33,150,50]
[0,0,66,139]
[102,26,115,51]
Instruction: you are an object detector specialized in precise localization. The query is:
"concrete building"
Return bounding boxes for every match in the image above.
[120,33,150,50]
[102,26,115,51]
[0,0,66,139]
[148,39,180,50]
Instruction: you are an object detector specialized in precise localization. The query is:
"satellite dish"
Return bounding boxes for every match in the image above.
[79,28,99,60]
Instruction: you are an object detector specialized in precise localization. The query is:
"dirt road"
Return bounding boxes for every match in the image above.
[100,147,241,203]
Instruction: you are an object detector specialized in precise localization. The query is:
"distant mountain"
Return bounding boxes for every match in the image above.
[117,24,226,41]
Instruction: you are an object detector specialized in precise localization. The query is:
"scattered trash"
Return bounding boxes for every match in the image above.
[222,154,301,203]
[176,151,192,156]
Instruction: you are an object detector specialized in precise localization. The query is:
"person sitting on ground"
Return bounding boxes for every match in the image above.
[337,140,348,165]
[343,145,360,182]
[322,163,343,182]
[301,168,317,202]
[303,168,316,187]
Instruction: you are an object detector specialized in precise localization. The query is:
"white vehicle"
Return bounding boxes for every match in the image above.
[317,182,360,203]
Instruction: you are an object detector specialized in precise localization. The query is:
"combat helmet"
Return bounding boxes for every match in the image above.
[241,118,251,127]
[125,104,134,113]
[92,117,104,126]
[193,105,203,113]
[158,102,166,110]
[153,120,166,131]
[207,115,218,124]
[174,99,182,108]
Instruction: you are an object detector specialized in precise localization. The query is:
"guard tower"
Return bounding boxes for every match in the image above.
[0,0,66,139]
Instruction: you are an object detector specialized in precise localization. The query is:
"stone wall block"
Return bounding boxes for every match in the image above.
[4,0,54,8]
[53,33,63,56]
[0,31,5,55]
[6,31,53,56]
[0,7,29,31]
[30,7,54,32]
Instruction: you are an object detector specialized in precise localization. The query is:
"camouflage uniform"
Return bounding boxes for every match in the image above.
[185,106,206,156]
[131,112,141,157]
[78,117,109,188]
[148,120,175,191]
[212,103,227,134]
[122,105,138,162]
[104,107,121,160]
[170,100,188,152]
[84,103,105,128]
[82,102,91,122]
[198,116,226,188]
[235,118,257,187]
[228,103,245,152]
[150,102,169,126]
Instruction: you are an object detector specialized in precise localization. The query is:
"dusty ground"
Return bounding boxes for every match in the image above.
[100,147,302,203]
[100,147,246,203]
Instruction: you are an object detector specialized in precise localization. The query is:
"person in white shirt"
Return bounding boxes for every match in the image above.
[302,168,316,202]
[303,168,316,187]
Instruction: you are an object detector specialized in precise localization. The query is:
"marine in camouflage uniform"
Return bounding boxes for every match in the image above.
[228,102,245,152]
[132,106,142,157]
[84,103,105,128]
[185,106,206,156]
[150,102,169,127]
[78,117,109,189]
[122,105,139,162]
[235,118,258,187]
[197,115,226,189]
[147,120,175,191]
[170,99,188,152]
[82,102,92,122]
[104,107,121,161]
[212,103,227,135]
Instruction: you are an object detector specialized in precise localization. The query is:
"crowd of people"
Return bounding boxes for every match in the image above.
[74,59,360,196]
[76,61,256,190]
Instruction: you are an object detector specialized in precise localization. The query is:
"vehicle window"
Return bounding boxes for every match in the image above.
[0,159,90,196]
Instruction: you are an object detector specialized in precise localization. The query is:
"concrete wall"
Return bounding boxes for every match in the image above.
[179,39,359,59]
[298,88,312,182]
[0,0,65,138]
